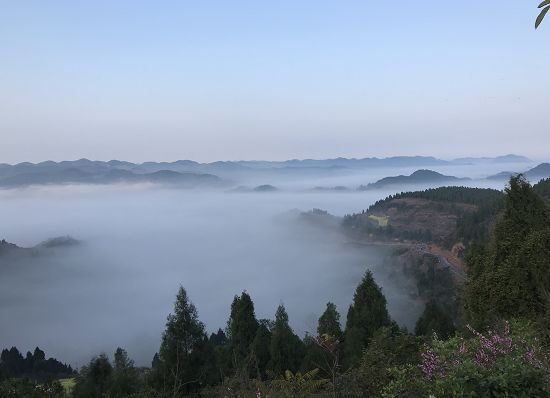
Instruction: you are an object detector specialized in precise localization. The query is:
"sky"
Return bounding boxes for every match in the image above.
[1,0,549,163]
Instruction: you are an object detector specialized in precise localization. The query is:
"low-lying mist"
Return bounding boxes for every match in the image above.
[0,167,508,367]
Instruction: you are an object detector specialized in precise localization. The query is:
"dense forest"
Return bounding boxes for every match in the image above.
[2,175,550,397]
[343,186,505,248]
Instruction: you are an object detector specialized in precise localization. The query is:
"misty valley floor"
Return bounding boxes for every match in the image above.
[0,164,514,367]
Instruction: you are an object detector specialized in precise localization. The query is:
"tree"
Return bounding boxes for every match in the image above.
[350,326,420,397]
[209,328,228,346]
[269,305,304,375]
[463,176,550,327]
[73,354,113,398]
[111,347,142,397]
[33,347,45,362]
[153,286,209,396]
[250,319,272,379]
[343,270,391,368]
[317,302,343,340]
[414,299,455,339]
[227,291,259,372]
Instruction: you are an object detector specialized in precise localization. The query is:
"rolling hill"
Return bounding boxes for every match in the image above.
[358,170,470,190]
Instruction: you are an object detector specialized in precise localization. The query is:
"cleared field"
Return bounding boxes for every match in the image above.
[368,214,389,227]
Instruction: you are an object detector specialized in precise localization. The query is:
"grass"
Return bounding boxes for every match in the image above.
[59,378,76,394]
[368,214,389,227]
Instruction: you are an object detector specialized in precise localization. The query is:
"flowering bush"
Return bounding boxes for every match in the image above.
[383,321,550,397]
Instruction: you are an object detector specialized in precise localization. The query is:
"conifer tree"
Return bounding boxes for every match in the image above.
[250,319,272,379]
[317,302,343,339]
[153,286,208,396]
[463,176,550,327]
[344,270,391,368]
[227,291,259,370]
[110,348,141,398]
[269,305,304,374]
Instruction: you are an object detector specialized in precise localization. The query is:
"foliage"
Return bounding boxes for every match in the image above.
[343,186,504,247]
[110,347,142,397]
[348,326,420,397]
[462,176,550,327]
[250,320,273,379]
[269,305,305,375]
[72,354,113,398]
[227,291,259,373]
[317,302,343,340]
[536,0,550,29]
[534,177,550,199]
[0,346,74,381]
[383,321,550,397]
[344,270,391,368]
[415,298,455,339]
[269,369,328,397]
[0,378,65,398]
[151,286,218,395]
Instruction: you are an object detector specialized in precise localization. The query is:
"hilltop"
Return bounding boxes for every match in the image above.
[358,170,470,190]
[344,186,504,248]
[486,162,550,182]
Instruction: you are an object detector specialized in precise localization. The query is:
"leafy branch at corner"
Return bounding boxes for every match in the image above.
[536,0,550,29]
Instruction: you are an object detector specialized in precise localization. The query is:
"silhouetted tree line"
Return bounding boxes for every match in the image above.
[0,346,74,381]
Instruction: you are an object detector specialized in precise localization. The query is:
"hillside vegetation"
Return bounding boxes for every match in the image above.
[344,186,504,248]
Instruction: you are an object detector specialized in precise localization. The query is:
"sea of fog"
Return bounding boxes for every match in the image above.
[0,163,520,366]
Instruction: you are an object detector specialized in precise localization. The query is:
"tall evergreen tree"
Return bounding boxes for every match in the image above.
[317,302,343,339]
[153,286,209,396]
[344,270,391,368]
[463,176,550,327]
[250,319,272,379]
[227,291,259,371]
[269,305,304,375]
[110,347,141,398]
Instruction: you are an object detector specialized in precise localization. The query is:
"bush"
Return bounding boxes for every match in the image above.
[383,321,550,397]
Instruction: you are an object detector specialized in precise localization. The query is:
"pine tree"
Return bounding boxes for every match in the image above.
[463,176,550,327]
[227,291,259,371]
[269,305,304,375]
[153,286,208,396]
[250,319,272,379]
[344,270,391,368]
[110,348,141,398]
[317,302,343,340]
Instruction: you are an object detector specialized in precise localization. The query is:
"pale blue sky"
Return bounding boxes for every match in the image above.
[1,1,549,163]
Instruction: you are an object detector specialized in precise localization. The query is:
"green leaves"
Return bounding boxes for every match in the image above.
[536,4,550,29]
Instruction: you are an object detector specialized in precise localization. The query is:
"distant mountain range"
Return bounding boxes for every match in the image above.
[0,155,538,188]
[451,154,531,165]
[486,163,550,182]
[359,170,470,190]
[0,159,224,188]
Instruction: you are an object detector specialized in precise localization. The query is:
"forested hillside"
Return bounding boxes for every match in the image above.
[343,186,504,248]
[534,177,550,199]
